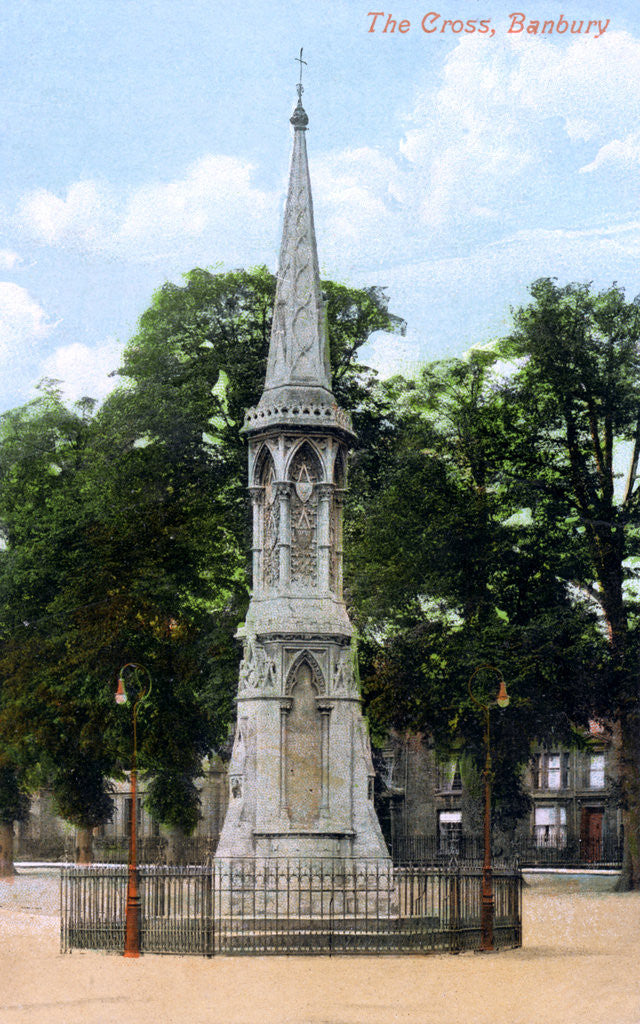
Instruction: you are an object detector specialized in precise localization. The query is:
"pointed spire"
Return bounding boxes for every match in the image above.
[261,81,333,401]
[243,74,354,439]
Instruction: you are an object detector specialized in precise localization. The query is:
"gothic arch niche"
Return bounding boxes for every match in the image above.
[330,447,347,593]
[288,442,322,587]
[251,442,274,488]
[285,657,323,825]
[333,447,346,489]
[258,449,279,589]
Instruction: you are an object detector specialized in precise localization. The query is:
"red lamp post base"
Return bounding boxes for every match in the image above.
[123,872,141,957]
[479,865,494,952]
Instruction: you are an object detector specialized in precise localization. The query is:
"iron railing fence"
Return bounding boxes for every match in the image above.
[17,833,222,865]
[390,834,622,869]
[89,835,221,865]
[391,834,487,865]
[513,835,622,869]
[17,835,75,862]
[60,858,522,956]
[391,834,520,868]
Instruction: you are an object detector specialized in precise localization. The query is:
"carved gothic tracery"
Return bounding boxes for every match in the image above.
[262,460,280,588]
[285,651,325,695]
[289,444,320,586]
[330,451,346,593]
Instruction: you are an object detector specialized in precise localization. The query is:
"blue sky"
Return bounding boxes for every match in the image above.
[2,1,640,412]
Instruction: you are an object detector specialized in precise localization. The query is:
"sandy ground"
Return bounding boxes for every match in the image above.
[1,872,639,1024]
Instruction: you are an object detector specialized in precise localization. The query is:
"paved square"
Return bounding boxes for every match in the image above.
[1,873,638,1024]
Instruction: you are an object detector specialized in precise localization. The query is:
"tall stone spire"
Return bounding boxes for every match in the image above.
[262,89,332,402]
[216,82,389,865]
[244,86,353,438]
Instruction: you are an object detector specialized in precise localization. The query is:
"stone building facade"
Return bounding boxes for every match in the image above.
[377,725,622,862]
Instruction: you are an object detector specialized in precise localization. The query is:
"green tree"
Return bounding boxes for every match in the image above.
[0,267,393,855]
[347,355,603,836]
[497,278,640,889]
[0,388,115,862]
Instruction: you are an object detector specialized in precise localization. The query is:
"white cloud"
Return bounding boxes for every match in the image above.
[19,180,119,250]
[0,250,23,271]
[396,31,640,233]
[359,329,422,379]
[580,133,640,174]
[18,157,278,263]
[11,28,640,324]
[312,147,406,270]
[312,31,640,271]
[0,283,56,361]
[516,32,640,143]
[39,338,125,405]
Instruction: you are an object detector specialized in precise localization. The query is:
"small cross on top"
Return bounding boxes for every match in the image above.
[295,48,307,99]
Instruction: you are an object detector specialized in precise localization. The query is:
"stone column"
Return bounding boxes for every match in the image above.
[317,702,332,819]
[316,483,333,593]
[334,488,346,597]
[276,482,292,587]
[248,485,263,595]
[279,698,293,818]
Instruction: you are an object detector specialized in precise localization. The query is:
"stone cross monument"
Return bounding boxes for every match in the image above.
[215,83,389,862]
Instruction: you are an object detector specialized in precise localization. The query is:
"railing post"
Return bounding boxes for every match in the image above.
[60,866,66,953]
[449,864,461,953]
[204,861,214,957]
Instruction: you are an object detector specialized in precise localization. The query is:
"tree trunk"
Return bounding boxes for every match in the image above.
[0,822,15,877]
[75,827,93,865]
[164,827,185,865]
[614,712,640,891]
[599,583,640,891]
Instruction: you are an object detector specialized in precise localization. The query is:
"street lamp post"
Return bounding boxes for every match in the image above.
[467,664,509,953]
[115,662,152,959]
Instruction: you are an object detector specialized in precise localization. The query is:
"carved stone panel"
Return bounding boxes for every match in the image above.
[286,663,322,825]
[331,647,356,695]
[284,649,327,695]
[262,461,280,588]
[289,444,320,587]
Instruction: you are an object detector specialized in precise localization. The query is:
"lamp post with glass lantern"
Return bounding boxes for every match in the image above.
[115,662,152,958]
[467,664,509,952]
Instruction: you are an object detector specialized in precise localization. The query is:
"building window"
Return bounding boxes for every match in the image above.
[438,810,462,855]
[535,752,569,790]
[589,753,605,789]
[547,754,561,790]
[124,798,141,839]
[534,805,567,847]
[438,759,462,793]
[379,748,396,789]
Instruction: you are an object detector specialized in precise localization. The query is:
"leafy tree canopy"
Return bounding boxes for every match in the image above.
[0,267,394,839]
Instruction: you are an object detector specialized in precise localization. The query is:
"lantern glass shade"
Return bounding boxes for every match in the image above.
[496,678,510,708]
[115,677,127,705]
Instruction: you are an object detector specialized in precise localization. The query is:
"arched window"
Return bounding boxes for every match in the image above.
[330,448,346,593]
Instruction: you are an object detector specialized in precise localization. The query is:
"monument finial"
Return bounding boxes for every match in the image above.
[291,49,309,129]
[295,47,307,91]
